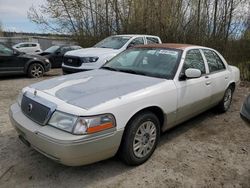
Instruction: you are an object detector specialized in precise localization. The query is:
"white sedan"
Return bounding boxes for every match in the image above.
[10,43,240,166]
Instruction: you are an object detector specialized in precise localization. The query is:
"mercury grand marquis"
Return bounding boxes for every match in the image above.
[9,43,240,166]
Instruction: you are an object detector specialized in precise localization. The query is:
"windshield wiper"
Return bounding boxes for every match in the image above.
[119,69,146,76]
[101,66,119,72]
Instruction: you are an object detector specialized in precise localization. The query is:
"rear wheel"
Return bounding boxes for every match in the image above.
[216,86,233,113]
[119,111,160,166]
[28,63,44,78]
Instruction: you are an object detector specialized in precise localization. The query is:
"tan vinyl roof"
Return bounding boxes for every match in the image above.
[135,43,199,50]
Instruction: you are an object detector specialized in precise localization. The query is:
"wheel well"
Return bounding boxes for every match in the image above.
[229,82,236,92]
[126,106,165,129]
[26,61,44,73]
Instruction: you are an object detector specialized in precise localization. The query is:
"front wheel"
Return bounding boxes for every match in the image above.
[28,63,44,78]
[119,112,160,166]
[216,86,233,113]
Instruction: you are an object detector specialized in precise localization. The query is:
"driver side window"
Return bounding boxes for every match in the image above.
[183,49,206,74]
[0,44,13,56]
[127,37,144,48]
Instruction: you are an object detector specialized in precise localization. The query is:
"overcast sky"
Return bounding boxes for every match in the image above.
[0,0,44,33]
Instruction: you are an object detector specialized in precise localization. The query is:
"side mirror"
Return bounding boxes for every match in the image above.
[185,68,202,79]
[13,50,20,56]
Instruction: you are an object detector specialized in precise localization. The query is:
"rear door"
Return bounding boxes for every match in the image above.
[175,49,211,124]
[201,49,230,105]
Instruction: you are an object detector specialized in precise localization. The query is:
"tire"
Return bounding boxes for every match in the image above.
[119,111,160,166]
[216,86,233,113]
[28,63,44,78]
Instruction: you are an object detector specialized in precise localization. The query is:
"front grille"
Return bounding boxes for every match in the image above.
[64,56,82,67]
[21,94,55,125]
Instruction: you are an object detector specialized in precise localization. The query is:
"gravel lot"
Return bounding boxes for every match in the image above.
[0,69,249,188]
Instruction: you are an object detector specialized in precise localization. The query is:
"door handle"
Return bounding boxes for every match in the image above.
[225,76,228,80]
[206,81,211,85]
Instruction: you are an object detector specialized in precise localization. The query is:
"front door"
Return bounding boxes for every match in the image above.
[0,44,21,73]
[175,49,212,124]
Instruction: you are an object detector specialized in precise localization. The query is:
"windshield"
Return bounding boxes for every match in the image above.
[94,36,131,49]
[102,48,182,79]
[44,46,60,53]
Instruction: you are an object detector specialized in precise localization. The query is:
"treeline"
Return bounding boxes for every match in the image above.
[28,0,250,79]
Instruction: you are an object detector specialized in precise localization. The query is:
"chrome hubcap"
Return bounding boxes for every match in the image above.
[224,89,232,109]
[133,121,157,158]
[31,65,43,77]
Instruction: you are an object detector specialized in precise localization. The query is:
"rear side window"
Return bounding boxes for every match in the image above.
[146,37,160,44]
[20,44,30,48]
[183,49,206,74]
[203,49,225,73]
[31,44,37,47]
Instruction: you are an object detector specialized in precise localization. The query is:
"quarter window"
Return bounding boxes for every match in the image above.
[203,49,225,73]
[183,49,206,74]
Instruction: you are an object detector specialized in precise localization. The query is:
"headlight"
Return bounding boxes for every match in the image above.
[73,114,116,135]
[48,111,78,132]
[17,91,23,106]
[80,57,99,63]
[48,111,115,135]
[45,59,50,63]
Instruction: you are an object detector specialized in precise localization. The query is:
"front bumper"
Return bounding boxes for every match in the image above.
[44,62,51,72]
[240,95,250,125]
[9,103,123,166]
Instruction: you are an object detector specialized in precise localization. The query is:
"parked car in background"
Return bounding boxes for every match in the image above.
[40,45,82,68]
[13,42,42,54]
[240,95,250,124]
[62,34,162,74]
[0,43,51,78]
[10,43,240,166]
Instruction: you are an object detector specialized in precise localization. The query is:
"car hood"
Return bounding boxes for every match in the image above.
[30,69,165,109]
[65,47,120,57]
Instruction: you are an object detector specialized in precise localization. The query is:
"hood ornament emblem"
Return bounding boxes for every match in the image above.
[34,90,37,96]
[28,103,33,113]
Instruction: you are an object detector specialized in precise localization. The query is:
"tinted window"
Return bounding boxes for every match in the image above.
[0,44,13,56]
[44,46,60,53]
[31,44,37,47]
[203,49,225,72]
[20,44,30,48]
[146,37,160,44]
[183,49,206,74]
[129,37,144,47]
[61,47,71,53]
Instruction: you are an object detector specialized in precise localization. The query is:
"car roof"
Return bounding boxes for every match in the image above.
[134,43,202,50]
[113,34,160,38]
